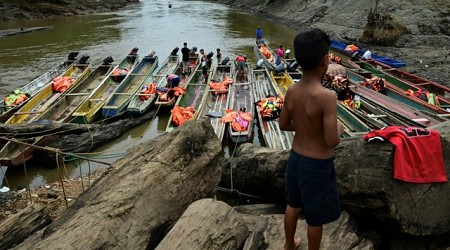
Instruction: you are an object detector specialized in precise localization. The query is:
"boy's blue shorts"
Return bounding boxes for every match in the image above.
[285,150,341,226]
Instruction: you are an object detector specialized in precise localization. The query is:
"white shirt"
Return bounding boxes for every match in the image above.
[362,51,372,60]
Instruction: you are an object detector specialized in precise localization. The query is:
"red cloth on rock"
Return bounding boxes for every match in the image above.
[363,126,447,183]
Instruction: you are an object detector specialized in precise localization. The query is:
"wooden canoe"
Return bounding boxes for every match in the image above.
[254,40,281,71]
[252,67,293,149]
[165,69,209,132]
[336,101,371,137]
[35,62,116,123]
[102,55,158,117]
[0,56,76,122]
[153,55,200,108]
[226,63,254,144]
[127,54,180,115]
[269,70,294,97]
[71,53,139,124]
[354,60,450,110]
[5,61,92,125]
[347,67,450,115]
[196,63,234,142]
[346,69,447,127]
[330,39,406,68]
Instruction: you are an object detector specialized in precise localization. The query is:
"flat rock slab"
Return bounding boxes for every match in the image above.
[0,26,53,38]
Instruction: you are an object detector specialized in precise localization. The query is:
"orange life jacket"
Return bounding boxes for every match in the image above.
[139,83,157,101]
[52,76,74,92]
[171,105,195,127]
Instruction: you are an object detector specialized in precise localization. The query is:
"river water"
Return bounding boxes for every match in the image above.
[0,0,297,188]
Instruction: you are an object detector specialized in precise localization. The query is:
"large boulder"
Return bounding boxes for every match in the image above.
[12,118,223,249]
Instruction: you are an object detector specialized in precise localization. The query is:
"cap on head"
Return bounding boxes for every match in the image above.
[183,42,187,46]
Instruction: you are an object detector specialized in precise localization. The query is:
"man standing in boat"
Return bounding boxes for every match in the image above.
[181,42,191,76]
[280,28,344,250]
[256,26,263,41]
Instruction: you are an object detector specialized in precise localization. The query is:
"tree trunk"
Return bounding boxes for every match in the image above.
[13,118,223,249]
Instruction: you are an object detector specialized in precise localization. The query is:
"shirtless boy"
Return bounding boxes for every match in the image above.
[279,28,344,250]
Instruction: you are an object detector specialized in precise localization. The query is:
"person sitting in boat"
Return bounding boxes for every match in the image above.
[337,85,357,109]
[166,74,181,88]
[328,53,341,64]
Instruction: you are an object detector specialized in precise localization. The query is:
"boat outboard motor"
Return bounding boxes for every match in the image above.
[68,51,79,61]
[78,55,90,64]
[221,56,230,65]
[275,63,286,73]
[129,47,139,55]
[285,49,291,59]
[207,51,214,60]
[287,60,298,72]
[102,56,114,65]
[350,51,360,61]
[171,47,179,56]
[147,50,156,58]
[191,46,198,54]
[256,59,264,69]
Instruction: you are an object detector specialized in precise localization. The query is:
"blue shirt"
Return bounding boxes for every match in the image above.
[256,28,262,39]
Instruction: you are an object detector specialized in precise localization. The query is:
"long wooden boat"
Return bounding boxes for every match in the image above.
[102,55,158,117]
[5,61,92,125]
[252,68,293,149]
[346,69,447,127]
[347,67,450,115]
[336,101,371,137]
[71,53,139,124]
[196,63,234,141]
[254,40,279,71]
[128,54,180,115]
[0,59,92,166]
[354,60,450,109]
[165,68,210,132]
[331,39,406,68]
[225,63,254,144]
[153,55,200,108]
[0,55,77,122]
[35,61,116,123]
[268,70,294,97]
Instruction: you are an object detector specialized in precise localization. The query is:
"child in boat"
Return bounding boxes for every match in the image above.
[279,28,344,250]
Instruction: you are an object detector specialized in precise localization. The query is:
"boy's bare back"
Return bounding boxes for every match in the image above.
[280,77,341,159]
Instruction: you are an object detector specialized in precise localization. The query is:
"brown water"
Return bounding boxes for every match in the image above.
[0,0,297,188]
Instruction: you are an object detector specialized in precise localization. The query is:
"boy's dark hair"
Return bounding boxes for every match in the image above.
[293,28,330,71]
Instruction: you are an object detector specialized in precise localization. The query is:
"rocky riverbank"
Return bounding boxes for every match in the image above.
[0,0,139,20]
[213,0,450,86]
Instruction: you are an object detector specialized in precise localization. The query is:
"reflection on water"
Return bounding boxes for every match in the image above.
[0,0,297,188]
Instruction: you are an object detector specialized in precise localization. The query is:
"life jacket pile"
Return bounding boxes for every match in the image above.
[139,83,157,101]
[345,44,359,53]
[255,96,284,119]
[157,87,186,102]
[258,44,274,62]
[328,53,342,64]
[331,75,350,91]
[171,105,195,127]
[209,77,233,95]
[3,90,29,107]
[361,76,386,94]
[52,76,74,92]
[405,89,440,106]
[112,68,129,81]
[221,110,253,132]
